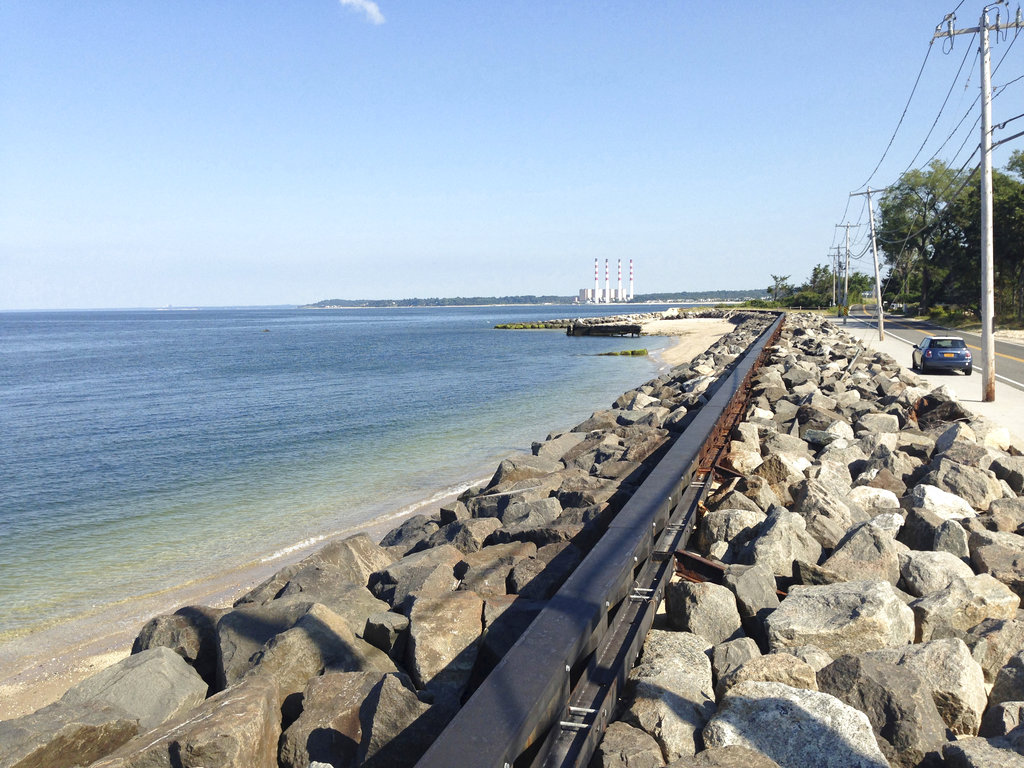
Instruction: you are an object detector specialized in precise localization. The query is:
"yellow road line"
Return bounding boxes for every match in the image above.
[852,312,1024,364]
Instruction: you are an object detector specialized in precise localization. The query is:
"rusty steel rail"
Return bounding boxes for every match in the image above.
[414,312,785,768]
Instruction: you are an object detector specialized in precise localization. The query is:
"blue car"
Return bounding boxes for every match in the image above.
[912,336,972,375]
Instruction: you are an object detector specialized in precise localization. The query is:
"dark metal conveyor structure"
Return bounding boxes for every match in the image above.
[415,312,785,768]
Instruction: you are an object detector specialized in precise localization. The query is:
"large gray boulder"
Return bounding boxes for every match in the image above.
[239,533,396,605]
[425,517,504,553]
[981,701,1024,738]
[746,507,823,579]
[594,720,667,768]
[622,631,716,761]
[969,529,1024,600]
[485,453,563,491]
[817,654,948,768]
[722,563,779,648]
[367,543,463,610]
[819,522,901,585]
[864,638,987,736]
[899,549,976,598]
[898,506,971,560]
[377,514,439,552]
[497,497,562,528]
[714,653,817,700]
[790,479,860,549]
[942,736,1024,767]
[923,459,1003,512]
[363,609,409,662]
[766,580,914,658]
[910,574,1019,643]
[0,702,137,768]
[246,603,397,711]
[966,619,1024,684]
[215,598,316,690]
[665,581,745,645]
[697,509,764,556]
[847,485,901,515]
[991,456,1024,494]
[907,483,976,520]
[702,681,889,768]
[533,431,586,462]
[91,675,281,768]
[856,412,900,435]
[356,673,452,768]
[988,651,1024,716]
[279,580,391,639]
[131,604,227,689]
[711,638,762,686]
[456,540,536,596]
[278,670,384,768]
[405,590,484,703]
[60,646,207,732]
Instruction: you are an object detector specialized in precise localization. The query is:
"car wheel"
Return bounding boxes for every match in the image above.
[966,364,972,376]
[910,357,916,371]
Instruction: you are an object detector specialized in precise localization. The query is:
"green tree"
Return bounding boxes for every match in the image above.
[783,263,834,307]
[876,160,968,312]
[876,154,1024,322]
[768,274,792,302]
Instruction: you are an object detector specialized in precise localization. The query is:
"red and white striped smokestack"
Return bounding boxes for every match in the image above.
[617,259,622,303]
[594,258,599,302]
[629,259,634,300]
[604,259,610,303]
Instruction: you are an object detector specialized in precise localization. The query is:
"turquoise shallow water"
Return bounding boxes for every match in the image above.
[0,305,673,640]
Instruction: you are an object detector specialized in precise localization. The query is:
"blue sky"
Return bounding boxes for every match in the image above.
[2,1,1022,309]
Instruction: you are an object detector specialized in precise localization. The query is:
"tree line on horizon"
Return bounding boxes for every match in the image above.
[303,289,767,309]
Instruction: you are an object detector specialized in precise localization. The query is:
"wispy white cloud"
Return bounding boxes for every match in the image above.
[339,0,385,25]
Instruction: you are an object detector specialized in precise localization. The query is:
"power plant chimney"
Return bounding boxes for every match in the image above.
[629,259,634,300]
[604,259,610,303]
[617,259,622,303]
[594,258,599,303]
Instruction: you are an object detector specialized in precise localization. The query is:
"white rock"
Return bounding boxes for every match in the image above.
[909,484,977,520]
[702,681,889,768]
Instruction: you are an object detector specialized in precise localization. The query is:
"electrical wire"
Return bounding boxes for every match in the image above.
[855,40,936,191]
[897,31,978,178]
[996,73,1024,95]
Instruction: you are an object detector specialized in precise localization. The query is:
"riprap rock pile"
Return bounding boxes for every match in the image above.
[598,313,1024,768]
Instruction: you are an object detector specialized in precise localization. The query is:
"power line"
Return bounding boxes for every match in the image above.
[856,40,936,191]
[898,29,978,176]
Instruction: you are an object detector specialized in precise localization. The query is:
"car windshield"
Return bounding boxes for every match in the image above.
[931,339,966,349]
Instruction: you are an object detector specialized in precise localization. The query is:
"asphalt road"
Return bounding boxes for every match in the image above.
[847,307,1024,392]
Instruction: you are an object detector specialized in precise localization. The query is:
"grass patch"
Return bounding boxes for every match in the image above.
[597,349,648,357]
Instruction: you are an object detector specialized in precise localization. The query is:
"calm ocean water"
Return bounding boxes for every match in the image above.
[0,305,674,640]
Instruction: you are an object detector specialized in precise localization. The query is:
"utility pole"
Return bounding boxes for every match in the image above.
[829,247,839,306]
[835,224,856,325]
[849,188,885,341]
[933,2,1024,401]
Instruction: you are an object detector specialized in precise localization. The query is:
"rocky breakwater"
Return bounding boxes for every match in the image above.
[0,314,776,768]
[565,307,740,337]
[597,312,1024,768]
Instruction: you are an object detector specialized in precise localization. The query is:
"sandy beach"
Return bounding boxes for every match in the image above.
[0,316,732,721]
[642,316,736,367]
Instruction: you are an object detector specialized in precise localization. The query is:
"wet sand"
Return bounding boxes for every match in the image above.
[0,317,733,721]
[643,317,736,367]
